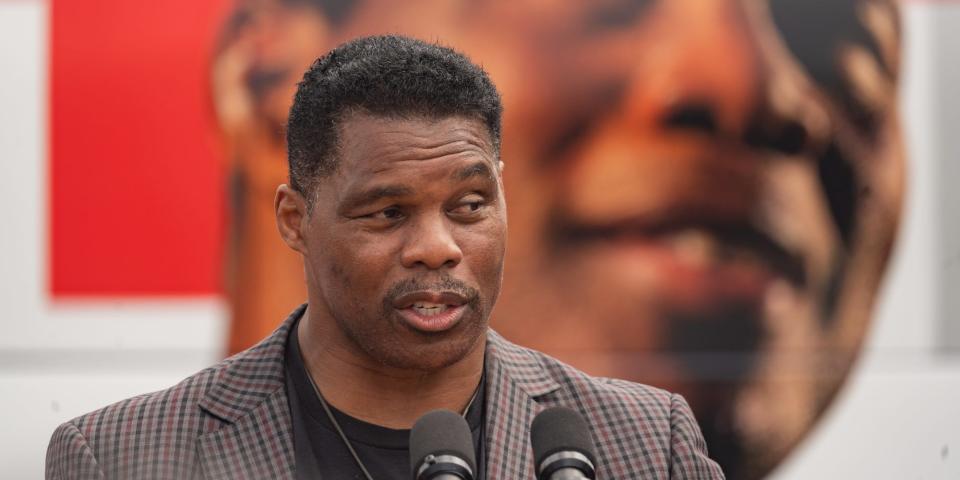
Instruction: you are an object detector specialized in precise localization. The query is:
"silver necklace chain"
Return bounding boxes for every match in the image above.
[304,371,480,480]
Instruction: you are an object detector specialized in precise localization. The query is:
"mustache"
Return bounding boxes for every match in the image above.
[383,275,481,307]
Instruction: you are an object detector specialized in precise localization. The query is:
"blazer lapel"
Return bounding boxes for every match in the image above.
[197,306,303,480]
[484,330,561,479]
[194,311,559,479]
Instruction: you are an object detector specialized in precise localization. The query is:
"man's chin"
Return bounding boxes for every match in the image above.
[360,317,487,372]
[379,339,484,372]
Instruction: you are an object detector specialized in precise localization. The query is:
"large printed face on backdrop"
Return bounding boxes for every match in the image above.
[214,0,903,477]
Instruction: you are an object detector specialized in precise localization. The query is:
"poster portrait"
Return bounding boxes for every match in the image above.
[51,1,904,478]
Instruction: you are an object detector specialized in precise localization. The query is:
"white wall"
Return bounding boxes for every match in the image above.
[0,1,957,479]
[0,5,226,478]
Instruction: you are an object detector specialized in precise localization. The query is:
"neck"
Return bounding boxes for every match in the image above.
[297,308,485,429]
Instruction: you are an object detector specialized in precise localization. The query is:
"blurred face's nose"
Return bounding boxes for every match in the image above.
[495,0,904,366]
[534,0,885,300]
[610,0,766,139]
[562,0,828,160]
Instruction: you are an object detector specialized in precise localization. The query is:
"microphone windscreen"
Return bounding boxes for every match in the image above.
[410,409,477,477]
[530,406,598,468]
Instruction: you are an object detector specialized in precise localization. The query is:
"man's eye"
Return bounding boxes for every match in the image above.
[380,207,403,219]
[366,207,403,221]
[452,198,485,215]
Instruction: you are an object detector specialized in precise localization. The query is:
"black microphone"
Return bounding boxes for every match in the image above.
[410,409,476,480]
[530,407,598,480]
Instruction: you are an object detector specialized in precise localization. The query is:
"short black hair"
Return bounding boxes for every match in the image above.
[286,35,503,202]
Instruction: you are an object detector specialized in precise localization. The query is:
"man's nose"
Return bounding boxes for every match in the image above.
[399,215,464,270]
[625,0,823,154]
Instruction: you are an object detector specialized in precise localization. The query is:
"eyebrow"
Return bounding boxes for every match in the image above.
[342,184,415,209]
[452,162,496,182]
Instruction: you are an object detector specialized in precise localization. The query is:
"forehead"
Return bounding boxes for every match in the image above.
[334,113,497,180]
[508,0,894,140]
[522,2,876,67]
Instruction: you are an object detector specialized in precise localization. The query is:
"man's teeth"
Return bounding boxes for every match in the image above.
[411,302,448,316]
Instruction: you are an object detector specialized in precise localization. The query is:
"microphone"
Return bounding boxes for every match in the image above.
[410,409,476,480]
[530,407,598,480]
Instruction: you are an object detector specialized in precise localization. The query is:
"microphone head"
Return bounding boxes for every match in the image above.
[410,409,476,479]
[530,406,598,473]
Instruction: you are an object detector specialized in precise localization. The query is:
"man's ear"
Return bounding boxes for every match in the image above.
[275,184,309,255]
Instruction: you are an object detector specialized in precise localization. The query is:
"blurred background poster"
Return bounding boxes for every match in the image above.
[2,0,959,478]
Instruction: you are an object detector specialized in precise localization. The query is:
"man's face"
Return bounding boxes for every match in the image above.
[298,113,507,371]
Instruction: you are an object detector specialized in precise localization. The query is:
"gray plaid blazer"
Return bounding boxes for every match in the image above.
[47,306,723,479]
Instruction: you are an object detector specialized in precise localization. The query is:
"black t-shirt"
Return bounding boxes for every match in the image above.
[284,317,486,480]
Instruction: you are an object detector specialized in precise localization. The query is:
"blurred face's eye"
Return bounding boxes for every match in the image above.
[582,0,654,31]
[766,0,901,247]
[767,0,898,135]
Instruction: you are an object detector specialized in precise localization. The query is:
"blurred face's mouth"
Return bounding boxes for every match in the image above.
[548,206,808,308]
[245,66,291,101]
[554,213,805,284]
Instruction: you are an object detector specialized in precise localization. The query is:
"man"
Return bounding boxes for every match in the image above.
[212,2,904,478]
[47,35,724,479]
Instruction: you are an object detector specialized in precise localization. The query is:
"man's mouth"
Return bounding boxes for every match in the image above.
[392,291,471,333]
[410,302,451,316]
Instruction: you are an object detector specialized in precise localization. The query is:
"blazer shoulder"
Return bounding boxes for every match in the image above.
[67,359,228,432]
[46,357,233,479]
[592,375,675,412]
[46,307,300,479]
[490,335,722,478]
[535,351,724,479]
[516,340,675,414]
[47,421,105,480]
[559,367,723,478]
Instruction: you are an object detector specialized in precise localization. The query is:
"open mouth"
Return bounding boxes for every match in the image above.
[245,66,290,99]
[410,302,450,316]
[549,211,807,289]
[392,291,472,333]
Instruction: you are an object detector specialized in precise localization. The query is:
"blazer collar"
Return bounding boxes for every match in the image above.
[197,305,304,480]
[199,305,301,423]
[484,329,562,478]
[195,306,562,479]
[197,309,562,422]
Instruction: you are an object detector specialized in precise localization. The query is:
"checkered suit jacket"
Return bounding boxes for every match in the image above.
[47,305,724,479]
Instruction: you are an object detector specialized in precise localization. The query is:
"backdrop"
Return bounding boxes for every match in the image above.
[12,0,954,479]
